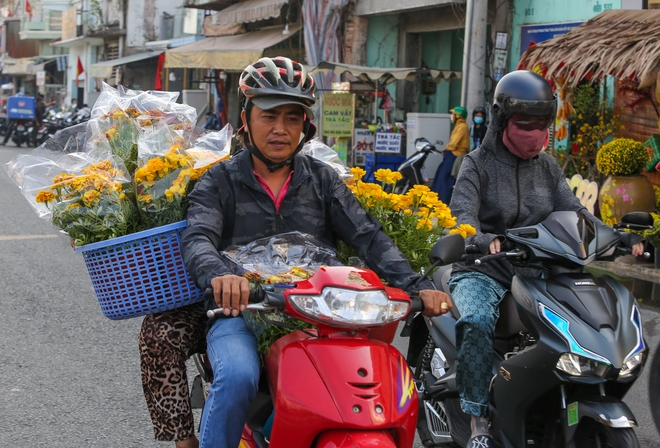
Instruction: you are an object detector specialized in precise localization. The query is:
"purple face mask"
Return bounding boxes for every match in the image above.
[503,119,548,160]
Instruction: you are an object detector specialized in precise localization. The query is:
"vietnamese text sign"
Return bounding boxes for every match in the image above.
[375,132,402,154]
[322,93,354,137]
[36,71,46,86]
[354,128,375,154]
[520,22,583,56]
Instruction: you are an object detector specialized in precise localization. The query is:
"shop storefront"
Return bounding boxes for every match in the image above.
[313,61,460,177]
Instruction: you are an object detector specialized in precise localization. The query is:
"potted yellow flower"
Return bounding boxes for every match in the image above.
[596,138,654,226]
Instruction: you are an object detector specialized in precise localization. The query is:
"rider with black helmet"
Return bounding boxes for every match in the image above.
[413,71,644,448]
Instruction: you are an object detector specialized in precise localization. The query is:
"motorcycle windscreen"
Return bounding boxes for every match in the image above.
[540,211,596,259]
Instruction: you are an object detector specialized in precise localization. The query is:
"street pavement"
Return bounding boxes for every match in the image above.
[1,142,659,447]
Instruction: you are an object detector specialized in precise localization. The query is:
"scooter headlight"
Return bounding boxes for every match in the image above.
[556,353,609,378]
[289,287,409,328]
[619,352,644,379]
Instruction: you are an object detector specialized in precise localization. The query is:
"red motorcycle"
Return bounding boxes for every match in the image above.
[194,265,430,447]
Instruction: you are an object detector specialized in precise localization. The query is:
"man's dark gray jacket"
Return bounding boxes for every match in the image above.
[181,149,432,309]
[450,128,643,289]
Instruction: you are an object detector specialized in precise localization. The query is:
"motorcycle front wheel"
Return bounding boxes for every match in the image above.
[649,346,660,435]
[573,419,640,448]
[414,342,459,447]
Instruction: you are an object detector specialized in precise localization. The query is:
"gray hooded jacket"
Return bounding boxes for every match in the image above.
[181,149,433,310]
[449,127,643,289]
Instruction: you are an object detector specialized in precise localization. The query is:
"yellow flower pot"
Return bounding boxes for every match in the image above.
[598,175,655,226]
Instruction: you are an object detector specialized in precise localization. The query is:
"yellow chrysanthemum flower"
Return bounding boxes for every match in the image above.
[449,224,477,238]
[350,166,366,181]
[35,190,57,203]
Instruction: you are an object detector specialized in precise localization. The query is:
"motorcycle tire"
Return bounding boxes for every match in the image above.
[573,419,640,448]
[414,342,459,447]
[649,346,660,436]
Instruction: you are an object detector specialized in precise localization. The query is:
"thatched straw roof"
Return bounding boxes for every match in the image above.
[518,10,660,88]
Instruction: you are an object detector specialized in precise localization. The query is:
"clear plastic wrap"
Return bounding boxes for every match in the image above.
[5,153,137,244]
[301,138,352,180]
[221,232,343,341]
[134,122,232,228]
[5,82,233,245]
[221,232,343,284]
[89,83,198,175]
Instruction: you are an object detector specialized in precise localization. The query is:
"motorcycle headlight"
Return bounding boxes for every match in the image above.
[556,353,609,378]
[619,352,644,379]
[289,287,409,327]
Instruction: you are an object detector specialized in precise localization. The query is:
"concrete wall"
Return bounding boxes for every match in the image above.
[509,0,623,70]
[417,30,463,114]
[356,0,464,16]
[126,0,184,49]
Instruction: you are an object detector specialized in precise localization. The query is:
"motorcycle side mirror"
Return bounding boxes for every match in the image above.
[429,233,466,266]
[620,211,654,227]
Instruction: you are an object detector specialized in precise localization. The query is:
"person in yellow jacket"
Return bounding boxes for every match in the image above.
[431,106,470,204]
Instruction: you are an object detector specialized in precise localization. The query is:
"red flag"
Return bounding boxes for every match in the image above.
[76,56,84,87]
[25,0,32,19]
[154,53,165,90]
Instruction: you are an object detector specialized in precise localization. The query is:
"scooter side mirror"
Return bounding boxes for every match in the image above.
[429,233,465,265]
[620,211,654,227]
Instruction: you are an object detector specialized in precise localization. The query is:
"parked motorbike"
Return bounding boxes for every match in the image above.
[36,113,65,146]
[415,211,651,447]
[64,106,91,127]
[389,137,443,194]
[0,113,9,137]
[191,261,461,447]
[10,119,33,147]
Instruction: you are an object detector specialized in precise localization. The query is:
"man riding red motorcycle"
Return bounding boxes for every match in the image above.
[176,56,453,448]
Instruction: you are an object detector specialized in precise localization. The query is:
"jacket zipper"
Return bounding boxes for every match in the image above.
[513,159,521,226]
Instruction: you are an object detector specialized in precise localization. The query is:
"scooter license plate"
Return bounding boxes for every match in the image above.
[16,125,25,131]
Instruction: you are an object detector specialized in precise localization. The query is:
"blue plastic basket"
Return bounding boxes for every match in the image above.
[74,221,204,320]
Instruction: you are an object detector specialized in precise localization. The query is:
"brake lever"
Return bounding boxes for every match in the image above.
[474,250,526,266]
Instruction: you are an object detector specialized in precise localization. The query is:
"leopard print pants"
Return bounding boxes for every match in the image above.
[139,301,207,441]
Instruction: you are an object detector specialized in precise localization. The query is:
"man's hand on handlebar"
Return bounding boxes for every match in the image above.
[210,274,250,316]
[419,290,452,317]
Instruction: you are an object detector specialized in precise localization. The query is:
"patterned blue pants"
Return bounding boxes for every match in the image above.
[448,272,506,418]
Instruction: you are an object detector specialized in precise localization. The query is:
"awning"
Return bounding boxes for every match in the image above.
[518,10,660,88]
[51,35,104,48]
[164,24,300,70]
[90,51,164,79]
[311,61,461,84]
[31,59,56,75]
[211,0,289,26]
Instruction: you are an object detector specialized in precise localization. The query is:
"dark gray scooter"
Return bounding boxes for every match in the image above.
[415,211,651,448]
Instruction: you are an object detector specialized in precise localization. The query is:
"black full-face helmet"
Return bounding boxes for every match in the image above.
[238,56,317,171]
[491,70,557,131]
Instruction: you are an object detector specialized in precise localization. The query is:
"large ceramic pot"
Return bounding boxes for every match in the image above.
[598,175,655,225]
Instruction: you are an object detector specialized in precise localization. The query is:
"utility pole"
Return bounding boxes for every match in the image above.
[461,0,488,122]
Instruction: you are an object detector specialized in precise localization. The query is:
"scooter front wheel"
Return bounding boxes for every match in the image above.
[573,419,640,448]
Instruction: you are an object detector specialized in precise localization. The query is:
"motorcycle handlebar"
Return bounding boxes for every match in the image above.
[205,287,284,319]
[409,293,424,314]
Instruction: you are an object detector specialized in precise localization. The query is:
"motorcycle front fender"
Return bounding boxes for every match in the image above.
[316,429,397,448]
[563,396,637,442]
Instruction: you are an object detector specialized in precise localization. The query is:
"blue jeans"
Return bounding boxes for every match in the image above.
[430,151,457,205]
[199,316,260,448]
[448,272,506,418]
